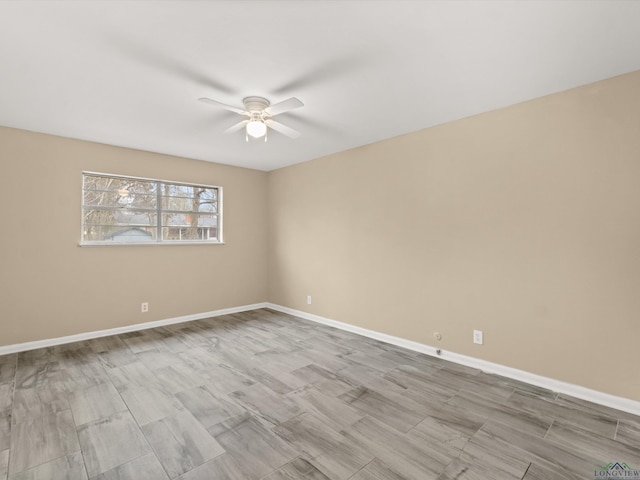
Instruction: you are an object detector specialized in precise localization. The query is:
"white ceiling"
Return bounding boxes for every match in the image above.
[1,1,639,172]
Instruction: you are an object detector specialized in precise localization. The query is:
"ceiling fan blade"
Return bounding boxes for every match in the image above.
[264,97,304,116]
[265,119,301,139]
[224,120,249,134]
[198,97,247,115]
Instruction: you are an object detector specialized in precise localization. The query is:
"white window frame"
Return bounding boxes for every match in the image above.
[80,171,223,246]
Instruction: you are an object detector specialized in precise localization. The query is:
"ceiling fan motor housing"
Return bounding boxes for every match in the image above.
[243,96,270,114]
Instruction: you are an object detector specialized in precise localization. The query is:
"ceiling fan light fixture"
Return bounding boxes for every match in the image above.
[199,95,302,141]
[246,120,267,138]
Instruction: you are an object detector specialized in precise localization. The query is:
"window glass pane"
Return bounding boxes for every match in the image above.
[83,176,157,209]
[161,186,217,213]
[161,213,217,227]
[161,196,196,212]
[83,226,157,242]
[161,197,218,213]
[163,184,194,198]
[162,226,217,241]
[83,209,156,227]
[198,189,216,201]
[83,191,157,209]
[161,214,217,241]
[198,199,217,213]
[84,176,156,195]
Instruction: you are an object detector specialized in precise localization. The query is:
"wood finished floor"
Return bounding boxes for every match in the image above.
[0,308,639,479]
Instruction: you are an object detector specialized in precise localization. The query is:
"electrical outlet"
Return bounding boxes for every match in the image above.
[307,295,312,305]
[473,329,483,345]
[141,302,149,313]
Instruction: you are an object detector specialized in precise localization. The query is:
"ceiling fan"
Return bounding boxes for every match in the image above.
[198,96,303,142]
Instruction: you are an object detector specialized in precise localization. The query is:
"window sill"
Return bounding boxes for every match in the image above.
[79,241,225,247]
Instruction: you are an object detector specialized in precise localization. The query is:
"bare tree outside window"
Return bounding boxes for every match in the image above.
[81,172,222,244]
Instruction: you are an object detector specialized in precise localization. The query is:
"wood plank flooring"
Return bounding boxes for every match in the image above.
[0,308,639,479]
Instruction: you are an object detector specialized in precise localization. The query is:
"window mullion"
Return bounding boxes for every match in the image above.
[157,181,162,242]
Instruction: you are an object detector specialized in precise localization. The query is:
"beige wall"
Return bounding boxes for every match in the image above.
[267,71,640,401]
[0,127,268,345]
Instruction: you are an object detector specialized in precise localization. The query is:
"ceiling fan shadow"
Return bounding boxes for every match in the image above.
[106,33,235,95]
[272,54,373,94]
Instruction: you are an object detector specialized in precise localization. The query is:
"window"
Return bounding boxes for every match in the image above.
[81,172,222,245]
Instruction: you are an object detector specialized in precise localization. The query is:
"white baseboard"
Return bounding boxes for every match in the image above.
[0,302,269,356]
[266,303,640,416]
[3,301,638,416]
